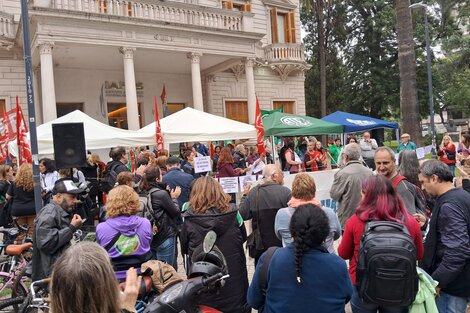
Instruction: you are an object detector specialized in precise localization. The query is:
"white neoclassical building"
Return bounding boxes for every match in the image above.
[0,0,308,129]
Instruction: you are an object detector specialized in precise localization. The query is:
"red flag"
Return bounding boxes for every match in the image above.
[0,109,13,159]
[16,96,32,164]
[154,96,164,152]
[160,84,166,106]
[255,98,266,155]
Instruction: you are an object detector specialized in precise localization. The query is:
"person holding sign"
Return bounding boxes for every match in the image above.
[247,146,266,176]
[217,147,249,178]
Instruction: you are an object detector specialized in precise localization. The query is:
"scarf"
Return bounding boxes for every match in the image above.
[287,197,321,208]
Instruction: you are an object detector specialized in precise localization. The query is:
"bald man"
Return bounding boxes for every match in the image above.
[239,164,291,264]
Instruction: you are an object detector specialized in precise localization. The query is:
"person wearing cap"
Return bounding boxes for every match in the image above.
[32,180,85,281]
[397,133,417,153]
[162,157,195,209]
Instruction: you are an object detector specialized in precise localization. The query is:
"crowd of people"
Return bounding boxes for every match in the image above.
[0,129,469,313]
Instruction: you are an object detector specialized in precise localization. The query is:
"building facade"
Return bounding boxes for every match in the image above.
[0,0,307,129]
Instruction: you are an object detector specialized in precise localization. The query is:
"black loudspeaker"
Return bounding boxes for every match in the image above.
[52,123,87,169]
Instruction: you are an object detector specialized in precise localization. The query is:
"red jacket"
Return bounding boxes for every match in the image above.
[338,214,424,284]
[437,143,456,165]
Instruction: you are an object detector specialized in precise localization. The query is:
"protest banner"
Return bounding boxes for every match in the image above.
[194,156,211,173]
[218,177,240,193]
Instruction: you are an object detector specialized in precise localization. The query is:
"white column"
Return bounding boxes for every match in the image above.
[120,47,139,130]
[33,67,43,125]
[187,52,204,111]
[39,42,57,123]
[245,57,256,124]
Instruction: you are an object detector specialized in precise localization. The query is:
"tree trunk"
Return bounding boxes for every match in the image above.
[395,0,421,145]
[316,0,327,117]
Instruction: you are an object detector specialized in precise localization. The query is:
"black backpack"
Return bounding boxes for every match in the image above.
[99,163,119,193]
[356,221,418,307]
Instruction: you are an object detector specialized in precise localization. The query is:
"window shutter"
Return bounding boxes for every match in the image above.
[227,1,234,9]
[243,3,251,12]
[270,7,278,43]
[222,1,228,9]
[287,12,296,43]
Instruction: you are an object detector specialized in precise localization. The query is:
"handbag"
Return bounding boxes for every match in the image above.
[246,186,265,259]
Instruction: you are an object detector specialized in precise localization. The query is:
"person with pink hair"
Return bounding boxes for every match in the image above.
[338,175,424,313]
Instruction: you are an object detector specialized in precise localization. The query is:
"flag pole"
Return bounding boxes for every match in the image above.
[20,0,42,213]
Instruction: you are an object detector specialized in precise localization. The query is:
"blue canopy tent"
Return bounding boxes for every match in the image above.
[321,111,398,132]
[321,111,399,144]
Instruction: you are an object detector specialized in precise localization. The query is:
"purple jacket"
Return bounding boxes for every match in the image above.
[96,215,152,271]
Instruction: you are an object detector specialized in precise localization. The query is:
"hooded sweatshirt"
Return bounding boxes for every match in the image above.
[96,215,152,271]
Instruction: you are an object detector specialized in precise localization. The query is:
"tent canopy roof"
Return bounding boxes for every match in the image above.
[321,111,398,133]
[35,110,154,154]
[262,112,343,136]
[141,107,256,143]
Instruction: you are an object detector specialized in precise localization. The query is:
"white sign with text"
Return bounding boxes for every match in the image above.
[194,156,212,173]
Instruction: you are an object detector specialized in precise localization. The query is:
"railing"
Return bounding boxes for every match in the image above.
[49,0,246,31]
[264,43,305,63]
[0,12,14,38]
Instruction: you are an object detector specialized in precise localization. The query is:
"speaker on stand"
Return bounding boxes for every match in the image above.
[52,123,87,169]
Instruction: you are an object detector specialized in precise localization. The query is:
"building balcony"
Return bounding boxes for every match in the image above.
[264,43,305,63]
[0,12,15,38]
[34,0,254,33]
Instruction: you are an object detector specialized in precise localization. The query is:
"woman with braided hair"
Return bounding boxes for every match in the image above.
[247,204,353,313]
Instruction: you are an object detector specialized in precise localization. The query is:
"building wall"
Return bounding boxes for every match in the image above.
[0,59,27,115]
[54,67,193,126]
[208,69,305,117]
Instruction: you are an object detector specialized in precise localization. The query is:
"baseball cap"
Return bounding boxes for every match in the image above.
[167,156,181,165]
[52,180,85,195]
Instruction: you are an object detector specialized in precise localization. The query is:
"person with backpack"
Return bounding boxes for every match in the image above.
[139,166,181,268]
[418,160,470,313]
[248,204,353,313]
[96,185,152,279]
[338,175,424,313]
[102,147,145,193]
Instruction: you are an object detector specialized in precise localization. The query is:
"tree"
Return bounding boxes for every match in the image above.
[395,0,421,144]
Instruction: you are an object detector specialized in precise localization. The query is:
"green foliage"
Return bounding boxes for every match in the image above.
[302,0,470,129]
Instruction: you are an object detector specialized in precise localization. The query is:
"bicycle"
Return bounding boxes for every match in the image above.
[17,278,50,313]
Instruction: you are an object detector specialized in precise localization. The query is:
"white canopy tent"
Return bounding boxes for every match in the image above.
[140,107,257,143]
[33,110,154,154]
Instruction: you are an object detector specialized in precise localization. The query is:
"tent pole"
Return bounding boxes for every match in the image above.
[271,135,279,167]
[395,128,400,144]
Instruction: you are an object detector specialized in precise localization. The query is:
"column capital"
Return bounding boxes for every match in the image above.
[245,57,256,68]
[187,52,203,64]
[38,42,54,55]
[119,47,136,59]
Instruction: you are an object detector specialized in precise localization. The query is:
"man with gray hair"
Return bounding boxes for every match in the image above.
[418,160,470,313]
[239,164,291,264]
[330,143,373,227]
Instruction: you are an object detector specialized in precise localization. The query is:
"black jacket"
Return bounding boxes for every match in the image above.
[239,182,291,250]
[32,202,76,281]
[181,209,250,313]
[145,183,181,247]
[421,188,470,297]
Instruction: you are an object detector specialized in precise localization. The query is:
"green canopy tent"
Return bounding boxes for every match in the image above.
[262,112,343,136]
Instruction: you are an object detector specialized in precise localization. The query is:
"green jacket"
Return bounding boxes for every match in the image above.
[409,267,438,313]
[329,144,342,165]
[397,141,417,153]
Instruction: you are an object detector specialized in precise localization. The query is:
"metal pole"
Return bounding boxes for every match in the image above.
[424,12,436,156]
[20,0,43,213]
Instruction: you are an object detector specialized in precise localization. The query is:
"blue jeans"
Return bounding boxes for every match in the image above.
[151,236,176,267]
[448,165,456,177]
[350,287,408,313]
[436,291,469,313]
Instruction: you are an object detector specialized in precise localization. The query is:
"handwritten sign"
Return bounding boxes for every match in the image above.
[424,145,433,155]
[252,160,266,174]
[218,177,240,193]
[239,175,257,191]
[416,147,426,160]
[194,156,211,173]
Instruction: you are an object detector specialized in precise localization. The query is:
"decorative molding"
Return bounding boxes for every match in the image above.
[187,52,202,64]
[270,64,307,81]
[119,47,136,59]
[38,41,54,54]
[230,64,244,81]
[244,57,256,68]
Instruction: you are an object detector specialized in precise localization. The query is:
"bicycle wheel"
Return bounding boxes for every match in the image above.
[0,272,28,300]
[19,290,49,313]
[0,296,24,312]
